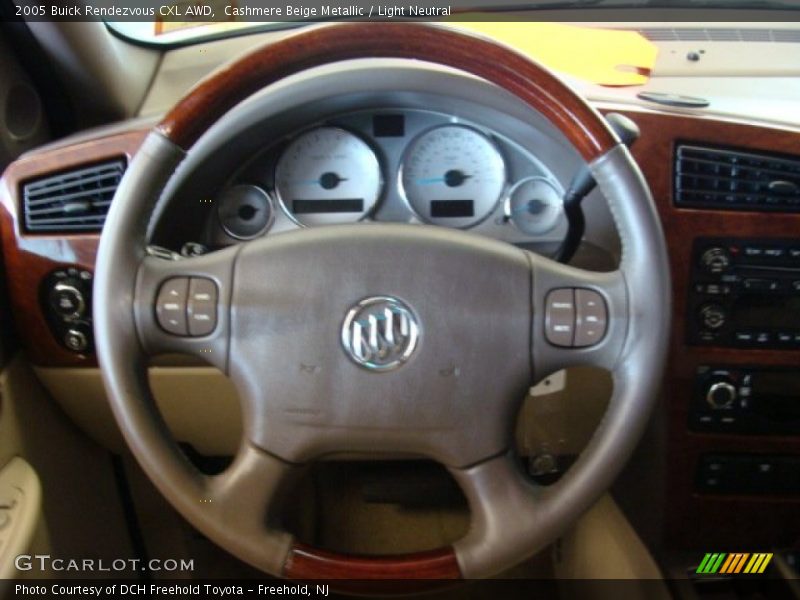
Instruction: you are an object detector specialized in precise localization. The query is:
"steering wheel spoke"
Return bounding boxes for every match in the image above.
[197,442,296,575]
[450,452,543,579]
[133,247,238,370]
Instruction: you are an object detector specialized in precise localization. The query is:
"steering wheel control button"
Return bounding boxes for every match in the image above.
[341,296,419,371]
[574,289,608,347]
[546,288,608,348]
[156,277,189,336]
[545,289,575,347]
[187,278,218,336]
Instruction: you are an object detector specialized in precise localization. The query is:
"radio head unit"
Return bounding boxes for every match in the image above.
[688,238,800,348]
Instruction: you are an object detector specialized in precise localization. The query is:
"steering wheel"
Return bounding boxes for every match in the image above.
[94,23,670,580]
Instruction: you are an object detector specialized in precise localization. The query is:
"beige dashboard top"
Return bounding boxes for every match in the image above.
[135,22,800,130]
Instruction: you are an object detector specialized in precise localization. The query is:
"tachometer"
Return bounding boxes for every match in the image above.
[275,127,383,226]
[400,125,506,228]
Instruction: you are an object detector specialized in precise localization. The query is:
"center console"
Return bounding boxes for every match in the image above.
[683,232,800,515]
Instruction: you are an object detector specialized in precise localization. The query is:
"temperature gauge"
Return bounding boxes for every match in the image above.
[506,177,563,236]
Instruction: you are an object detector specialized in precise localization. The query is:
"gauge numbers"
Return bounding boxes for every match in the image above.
[506,177,563,236]
[275,127,382,226]
[400,125,506,229]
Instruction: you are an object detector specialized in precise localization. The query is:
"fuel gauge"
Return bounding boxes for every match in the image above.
[506,177,563,236]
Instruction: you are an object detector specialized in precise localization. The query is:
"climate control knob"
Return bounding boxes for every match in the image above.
[706,380,737,409]
[700,247,731,274]
[699,304,727,330]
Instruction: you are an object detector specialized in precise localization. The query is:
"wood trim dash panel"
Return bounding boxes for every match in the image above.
[618,109,800,551]
[0,130,147,367]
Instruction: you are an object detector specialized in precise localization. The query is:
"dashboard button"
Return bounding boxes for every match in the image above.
[545,289,575,347]
[50,280,86,320]
[64,329,88,353]
[743,246,764,258]
[699,247,731,274]
[187,278,217,336]
[743,278,779,291]
[156,278,189,336]
[699,304,727,330]
[574,289,607,347]
[754,332,771,344]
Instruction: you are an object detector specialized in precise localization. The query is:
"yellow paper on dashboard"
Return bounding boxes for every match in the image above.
[452,22,657,86]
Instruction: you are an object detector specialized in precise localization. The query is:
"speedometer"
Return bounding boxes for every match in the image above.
[275,127,383,227]
[400,125,506,228]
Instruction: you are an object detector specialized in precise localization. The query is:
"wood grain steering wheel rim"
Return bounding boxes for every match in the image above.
[94,22,670,582]
[157,23,617,159]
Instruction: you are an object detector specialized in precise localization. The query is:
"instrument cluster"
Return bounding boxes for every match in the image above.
[210,109,567,245]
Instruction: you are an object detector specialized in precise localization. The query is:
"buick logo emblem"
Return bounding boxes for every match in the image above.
[341,296,420,371]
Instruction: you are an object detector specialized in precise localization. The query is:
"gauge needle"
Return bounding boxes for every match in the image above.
[512,200,548,216]
[291,173,348,189]
[417,170,473,187]
[415,177,446,185]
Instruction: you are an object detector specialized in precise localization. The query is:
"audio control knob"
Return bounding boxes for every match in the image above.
[699,304,727,330]
[700,247,731,274]
[706,380,737,409]
[50,279,86,320]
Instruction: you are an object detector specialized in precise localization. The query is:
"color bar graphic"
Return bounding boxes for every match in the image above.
[697,552,773,575]
[696,553,726,574]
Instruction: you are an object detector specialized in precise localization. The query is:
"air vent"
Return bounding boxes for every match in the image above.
[22,158,126,232]
[675,145,800,212]
[637,28,800,43]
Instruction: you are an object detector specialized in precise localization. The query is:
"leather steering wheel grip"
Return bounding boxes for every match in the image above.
[93,22,670,581]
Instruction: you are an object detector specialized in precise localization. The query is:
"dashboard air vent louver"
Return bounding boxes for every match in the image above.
[675,145,800,213]
[22,158,126,232]
[637,28,800,43]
